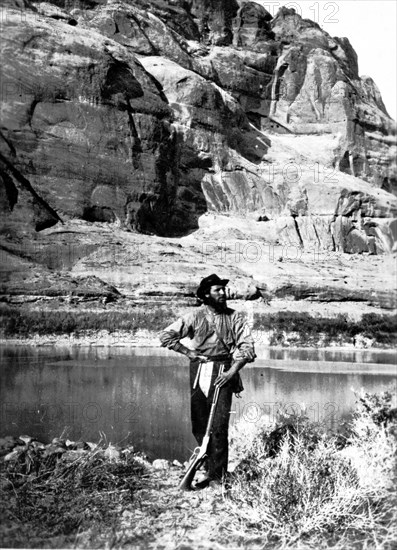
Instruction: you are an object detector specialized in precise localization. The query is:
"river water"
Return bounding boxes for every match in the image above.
[1,345,396,462]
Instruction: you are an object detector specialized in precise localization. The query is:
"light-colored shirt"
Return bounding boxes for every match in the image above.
[159,305,255,362]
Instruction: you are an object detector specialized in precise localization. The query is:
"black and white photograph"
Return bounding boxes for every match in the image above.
[0,0,396,548]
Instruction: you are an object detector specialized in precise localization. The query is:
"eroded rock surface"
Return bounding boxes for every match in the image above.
[1,2,207,238]
[0,0,396,307]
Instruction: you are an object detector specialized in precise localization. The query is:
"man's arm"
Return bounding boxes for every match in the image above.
[159,316,208,362]
[215,312,256,387]
[233,312,256,362]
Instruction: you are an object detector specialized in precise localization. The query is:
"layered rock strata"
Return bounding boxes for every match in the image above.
[0,0,396,305]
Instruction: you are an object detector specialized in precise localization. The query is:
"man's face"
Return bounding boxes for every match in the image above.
[205,285,227,308]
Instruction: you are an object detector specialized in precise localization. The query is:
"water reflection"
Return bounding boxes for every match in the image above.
[0,345,395,461]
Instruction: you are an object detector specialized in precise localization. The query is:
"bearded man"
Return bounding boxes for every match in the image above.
[159,274,256,488]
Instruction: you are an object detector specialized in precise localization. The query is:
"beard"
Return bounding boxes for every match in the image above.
[206,295,227,312]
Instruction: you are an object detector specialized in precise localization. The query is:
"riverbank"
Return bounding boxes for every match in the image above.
[0,329,394,350]
[0,299,396,349]
[1,391,396,549]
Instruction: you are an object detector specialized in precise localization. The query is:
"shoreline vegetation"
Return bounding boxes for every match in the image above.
[0,392,396,549]
[0,304,396,349]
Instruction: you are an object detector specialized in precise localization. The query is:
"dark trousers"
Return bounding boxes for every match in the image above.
[189,359,233,479]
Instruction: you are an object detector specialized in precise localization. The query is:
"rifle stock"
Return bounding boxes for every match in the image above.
[178,447,206,491]
[178,364,224,491]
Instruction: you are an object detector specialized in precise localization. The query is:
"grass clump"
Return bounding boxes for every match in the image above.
[0,439,148,547]
[226,391,397,549]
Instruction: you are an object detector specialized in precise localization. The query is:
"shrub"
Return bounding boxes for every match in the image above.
[253,311,396,346]
[0,306,175,337]
[225,392,397,549]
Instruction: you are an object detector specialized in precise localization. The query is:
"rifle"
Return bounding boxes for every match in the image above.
[178,364,225,491]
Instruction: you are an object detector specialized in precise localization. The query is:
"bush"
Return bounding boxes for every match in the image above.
[226,392,397,549]
[253,311,396,346]
[0,306,175,337]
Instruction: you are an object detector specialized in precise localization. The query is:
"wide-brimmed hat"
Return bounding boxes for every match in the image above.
[197,274,229,300]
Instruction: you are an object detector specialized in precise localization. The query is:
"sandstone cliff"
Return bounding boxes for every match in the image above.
[0,0,396,305]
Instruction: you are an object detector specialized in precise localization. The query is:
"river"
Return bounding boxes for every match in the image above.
[0,345,396,461]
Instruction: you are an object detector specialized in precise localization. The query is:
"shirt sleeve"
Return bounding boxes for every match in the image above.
[159,314,194,353]
[231,312,256,362]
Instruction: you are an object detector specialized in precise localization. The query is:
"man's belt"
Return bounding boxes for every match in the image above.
[202,354,232,362]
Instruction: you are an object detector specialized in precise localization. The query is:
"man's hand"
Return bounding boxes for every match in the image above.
[244,349,256,362]
[215,368,237,388]
[187,351,209,362]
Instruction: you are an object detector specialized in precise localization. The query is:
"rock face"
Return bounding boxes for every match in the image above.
[0,0,396,274]
[0,0,208,238]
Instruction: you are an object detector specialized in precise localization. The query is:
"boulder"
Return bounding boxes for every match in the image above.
[152,458,170,470]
